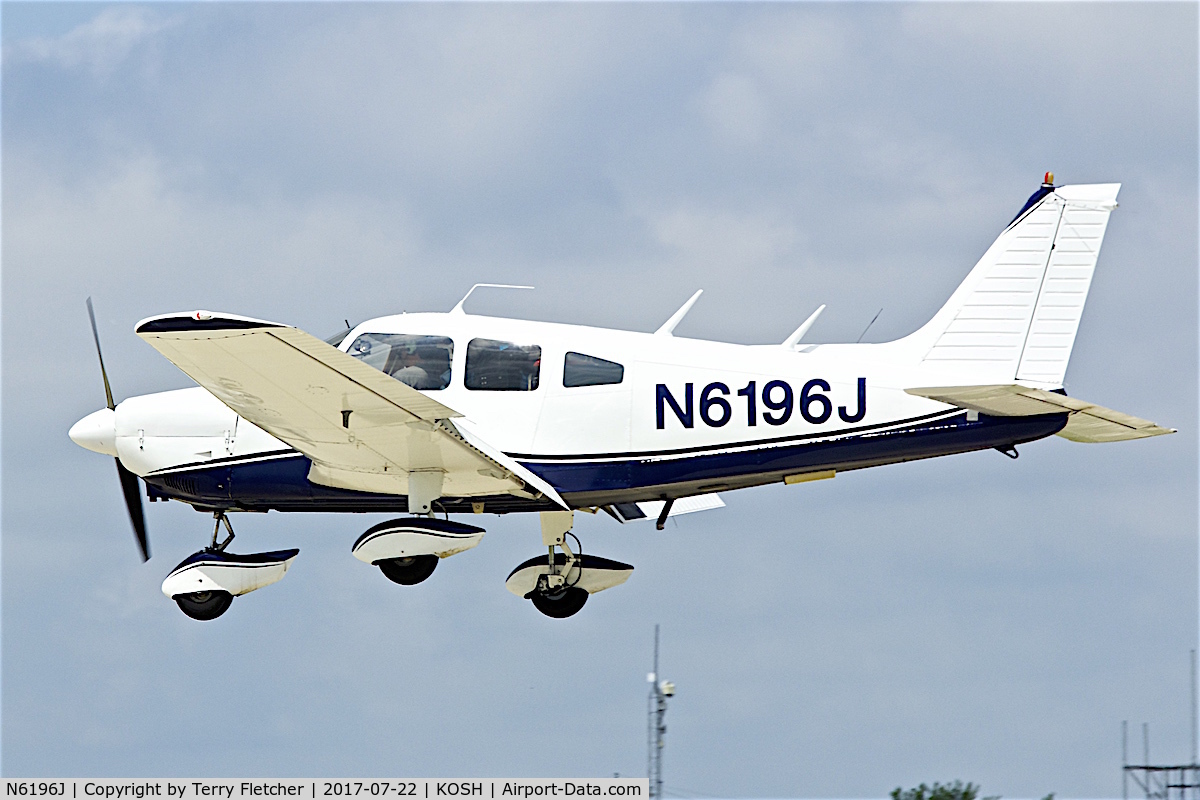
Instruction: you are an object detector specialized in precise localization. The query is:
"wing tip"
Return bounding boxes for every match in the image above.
[136,311,287,335]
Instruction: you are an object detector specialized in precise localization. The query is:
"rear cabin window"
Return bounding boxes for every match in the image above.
[465,338,541,391]
[347,333,454,390]
[563,352,624,387]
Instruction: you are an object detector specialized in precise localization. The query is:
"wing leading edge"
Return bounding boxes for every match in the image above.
[905,384,1175,443]
[136,311,566,507]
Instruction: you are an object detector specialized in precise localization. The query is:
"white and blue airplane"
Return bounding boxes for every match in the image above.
[69,176,1174,621]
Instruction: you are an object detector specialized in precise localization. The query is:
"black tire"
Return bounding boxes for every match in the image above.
[530,586,589,618]
[174,590,233,621]
[377,555,438,585]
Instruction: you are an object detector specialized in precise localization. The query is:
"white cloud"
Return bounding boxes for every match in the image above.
[732,9,850,95]
[2,150,428,384]
[896,3,1196,124]
[7,7,174,75]
[700,72,769,146]
[642,203,798,272]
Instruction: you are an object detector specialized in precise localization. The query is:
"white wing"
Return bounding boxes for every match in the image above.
[136,311,565,506]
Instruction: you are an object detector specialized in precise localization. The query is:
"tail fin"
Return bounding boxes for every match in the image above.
[896,181,1120,388]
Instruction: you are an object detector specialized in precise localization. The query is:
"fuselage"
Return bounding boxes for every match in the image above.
[72,310,1067,515]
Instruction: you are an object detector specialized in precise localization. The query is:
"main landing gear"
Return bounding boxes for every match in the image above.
[352,510,634,620]
[351,517,486,585]
[504,511,634,619]
[161,512,299,621]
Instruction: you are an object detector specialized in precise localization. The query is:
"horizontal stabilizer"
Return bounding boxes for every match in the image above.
[905,384,1175,443]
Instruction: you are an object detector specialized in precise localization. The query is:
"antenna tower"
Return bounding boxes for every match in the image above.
[1122,652,1200,800]
[647,625,674,799]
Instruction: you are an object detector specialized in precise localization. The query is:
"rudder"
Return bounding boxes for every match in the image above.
[897,180,1120,388]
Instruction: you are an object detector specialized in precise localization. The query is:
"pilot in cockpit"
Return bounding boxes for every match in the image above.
[390,347,430,389]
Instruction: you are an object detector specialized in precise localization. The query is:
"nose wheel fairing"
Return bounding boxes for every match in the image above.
[160,512,300,621]
[161,547,300,619]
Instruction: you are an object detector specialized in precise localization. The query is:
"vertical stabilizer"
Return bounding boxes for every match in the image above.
[897,181,1119,388]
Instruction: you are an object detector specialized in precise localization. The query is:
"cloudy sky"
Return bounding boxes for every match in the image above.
[2,2,1196,795]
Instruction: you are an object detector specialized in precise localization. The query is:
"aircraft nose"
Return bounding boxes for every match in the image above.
[69,407,118,457]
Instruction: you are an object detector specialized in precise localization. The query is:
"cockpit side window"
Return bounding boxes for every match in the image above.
[347,334,454,390]
[563,352,624,387]
[465,338,541,391]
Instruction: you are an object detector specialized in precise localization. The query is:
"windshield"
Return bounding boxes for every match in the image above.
[323,327,353,348]
[347,333,454,390]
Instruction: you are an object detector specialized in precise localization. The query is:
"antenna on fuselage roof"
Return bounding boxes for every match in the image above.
[450,283,535,315]
[856,308,883,343]
[655,289,703,336]
[781,304,826,349]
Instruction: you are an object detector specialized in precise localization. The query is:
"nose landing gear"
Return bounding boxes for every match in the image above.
[161,512,300,621]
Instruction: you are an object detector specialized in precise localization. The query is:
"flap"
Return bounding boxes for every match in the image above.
[136,311,565,504]
[905,384,1175,443]
[608,493,725,523]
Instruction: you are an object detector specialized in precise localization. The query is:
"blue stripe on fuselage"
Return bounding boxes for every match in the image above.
[518,412,1066,494]
[143,412,1067,509]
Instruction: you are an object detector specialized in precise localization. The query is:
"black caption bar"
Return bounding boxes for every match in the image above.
[4,781,648,800]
